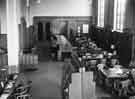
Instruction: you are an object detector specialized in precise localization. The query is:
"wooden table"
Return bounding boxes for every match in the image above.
[100,68,130,79]
[98,68,131,96]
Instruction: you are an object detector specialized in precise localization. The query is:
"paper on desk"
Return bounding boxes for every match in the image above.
[109,68,123,74]
[0,94,9,99]
[6,82,13,89]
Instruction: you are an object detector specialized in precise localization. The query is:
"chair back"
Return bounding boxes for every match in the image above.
[17,94,32,99]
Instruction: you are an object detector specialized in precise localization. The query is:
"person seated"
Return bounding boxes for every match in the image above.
[96,58,107,84]
[103,51,108,57]
[109,55,120,68]
[97,58,107,71]
[127,69,135,96]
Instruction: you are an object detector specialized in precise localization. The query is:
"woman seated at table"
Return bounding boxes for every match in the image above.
[96,58,107,84]
[97,58,107,71]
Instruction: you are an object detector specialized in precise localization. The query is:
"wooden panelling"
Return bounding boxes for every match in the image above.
[104,0,114,28]
[124,0,135,29]
[0,54,8,67]
[33,16,93,41]
[0,34,7,50]
[118,33,132,66]
[33,16,93,22]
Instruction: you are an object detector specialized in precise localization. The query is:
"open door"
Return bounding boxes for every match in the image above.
[45,22,51,41]
[38,22,43,41]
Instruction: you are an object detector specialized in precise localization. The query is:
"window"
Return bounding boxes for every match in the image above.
[97,0,105,27]
[113,0,127,32]
[82,24,89,33]
[77,26,81,33]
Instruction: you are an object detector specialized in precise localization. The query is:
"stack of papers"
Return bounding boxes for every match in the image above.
[0,94,9,99]
[109,68,123,74]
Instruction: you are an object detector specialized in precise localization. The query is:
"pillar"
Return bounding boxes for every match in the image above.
[7,0,20,74]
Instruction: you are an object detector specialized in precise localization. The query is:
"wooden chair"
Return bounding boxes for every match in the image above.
[10,94,32,99]
[113,79,131,96]
[13,80,32,99]
[16,94,32,99]
[127,70,135,96]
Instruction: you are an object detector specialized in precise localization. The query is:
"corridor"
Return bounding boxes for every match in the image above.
[24,41,64,99]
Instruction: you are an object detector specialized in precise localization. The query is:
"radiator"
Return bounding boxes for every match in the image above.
[0,54,38,66]
[19,54,38,65]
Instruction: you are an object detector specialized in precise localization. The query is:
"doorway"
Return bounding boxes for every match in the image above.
[38,22,43,41]
[45,22,51,41]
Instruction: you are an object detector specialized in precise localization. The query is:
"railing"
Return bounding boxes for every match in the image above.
[0,53,38,70]
[19,54,38,65]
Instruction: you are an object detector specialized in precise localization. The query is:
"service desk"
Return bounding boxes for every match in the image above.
[56,35,72,60]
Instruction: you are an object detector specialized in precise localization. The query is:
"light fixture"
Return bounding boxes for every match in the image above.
[88,0,92,5]
[36,0,40,4]
[26,0,30,7]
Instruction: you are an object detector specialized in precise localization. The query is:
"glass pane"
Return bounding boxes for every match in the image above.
[83,24,89,33]
[97,0,105,27]
[113,0,126,32]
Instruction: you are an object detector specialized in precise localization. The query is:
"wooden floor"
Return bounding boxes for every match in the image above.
[24,41,64,99]
[23,41,115,99]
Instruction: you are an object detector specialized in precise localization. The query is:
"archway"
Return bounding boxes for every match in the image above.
[38,22,43,41]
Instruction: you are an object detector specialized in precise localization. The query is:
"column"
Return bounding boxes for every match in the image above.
[26,0,30,28]
[7,0,20,74]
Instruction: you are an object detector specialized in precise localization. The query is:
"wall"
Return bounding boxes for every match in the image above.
[0,0,27,34]
[0,0,6,34]
[104,0,114,28]
[34,16,91,41]
[29,0,92,24]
